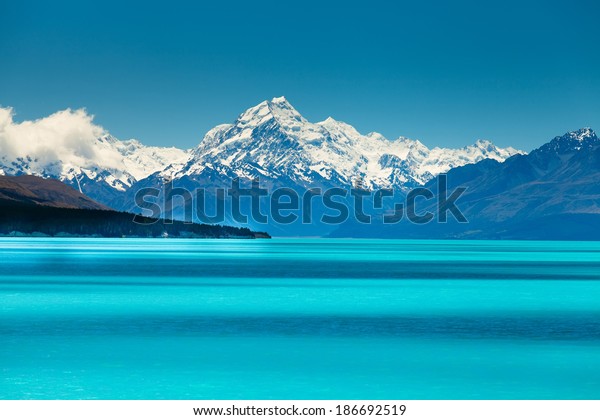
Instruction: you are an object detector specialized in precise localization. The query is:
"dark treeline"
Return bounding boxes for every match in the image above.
[0,203,269,239]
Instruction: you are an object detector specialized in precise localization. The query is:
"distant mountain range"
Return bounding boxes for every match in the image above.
[331,128,600,240]
[0,98,520,206]
[1,98,598,239]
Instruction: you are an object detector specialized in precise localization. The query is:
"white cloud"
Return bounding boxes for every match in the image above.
[0,106,128,177]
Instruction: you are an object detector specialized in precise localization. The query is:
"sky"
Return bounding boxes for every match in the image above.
[1,0,599,151]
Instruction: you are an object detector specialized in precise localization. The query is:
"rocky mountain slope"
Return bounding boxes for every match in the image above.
[0,175,108,210]
[331,128,600,240]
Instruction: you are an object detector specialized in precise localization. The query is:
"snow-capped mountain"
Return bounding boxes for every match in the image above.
[171,97,522,190]
[56,134,189,195]
[1,98,522,212]
[0,107,189,203]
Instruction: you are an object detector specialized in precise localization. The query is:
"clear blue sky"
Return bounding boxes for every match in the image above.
[1,0,599,151]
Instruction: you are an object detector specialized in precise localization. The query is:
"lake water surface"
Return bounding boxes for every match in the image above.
[1,238,599,399]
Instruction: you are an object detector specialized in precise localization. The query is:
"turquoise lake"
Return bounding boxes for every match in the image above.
[1,238,599,399]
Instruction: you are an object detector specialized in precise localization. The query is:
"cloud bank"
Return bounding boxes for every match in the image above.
[0,107,127,176]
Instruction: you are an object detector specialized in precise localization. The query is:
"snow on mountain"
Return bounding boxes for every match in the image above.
[0,107,188,199]
[0,98,524,209]
[535,127,599,155]
[172,97,523,189]
[111,137,190,181]
[569,127,596,142]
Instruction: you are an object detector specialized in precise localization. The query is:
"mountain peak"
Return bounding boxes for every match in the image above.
[474,139,493,147]
[553,127,597,144]
[318,116,361,135]
[473,139,497,152]
[266,97,305,122]
[366,132,388,142]
[557,127,598,145]
[236,97,306,129]
[534,127,598,156]
[566,127,596,142]
[270,96,289,105]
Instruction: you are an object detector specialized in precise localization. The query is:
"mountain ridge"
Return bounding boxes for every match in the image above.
[1,101,598,239]
[170,96,522,191]
[0,98,522,207]
[330,127,600,240]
